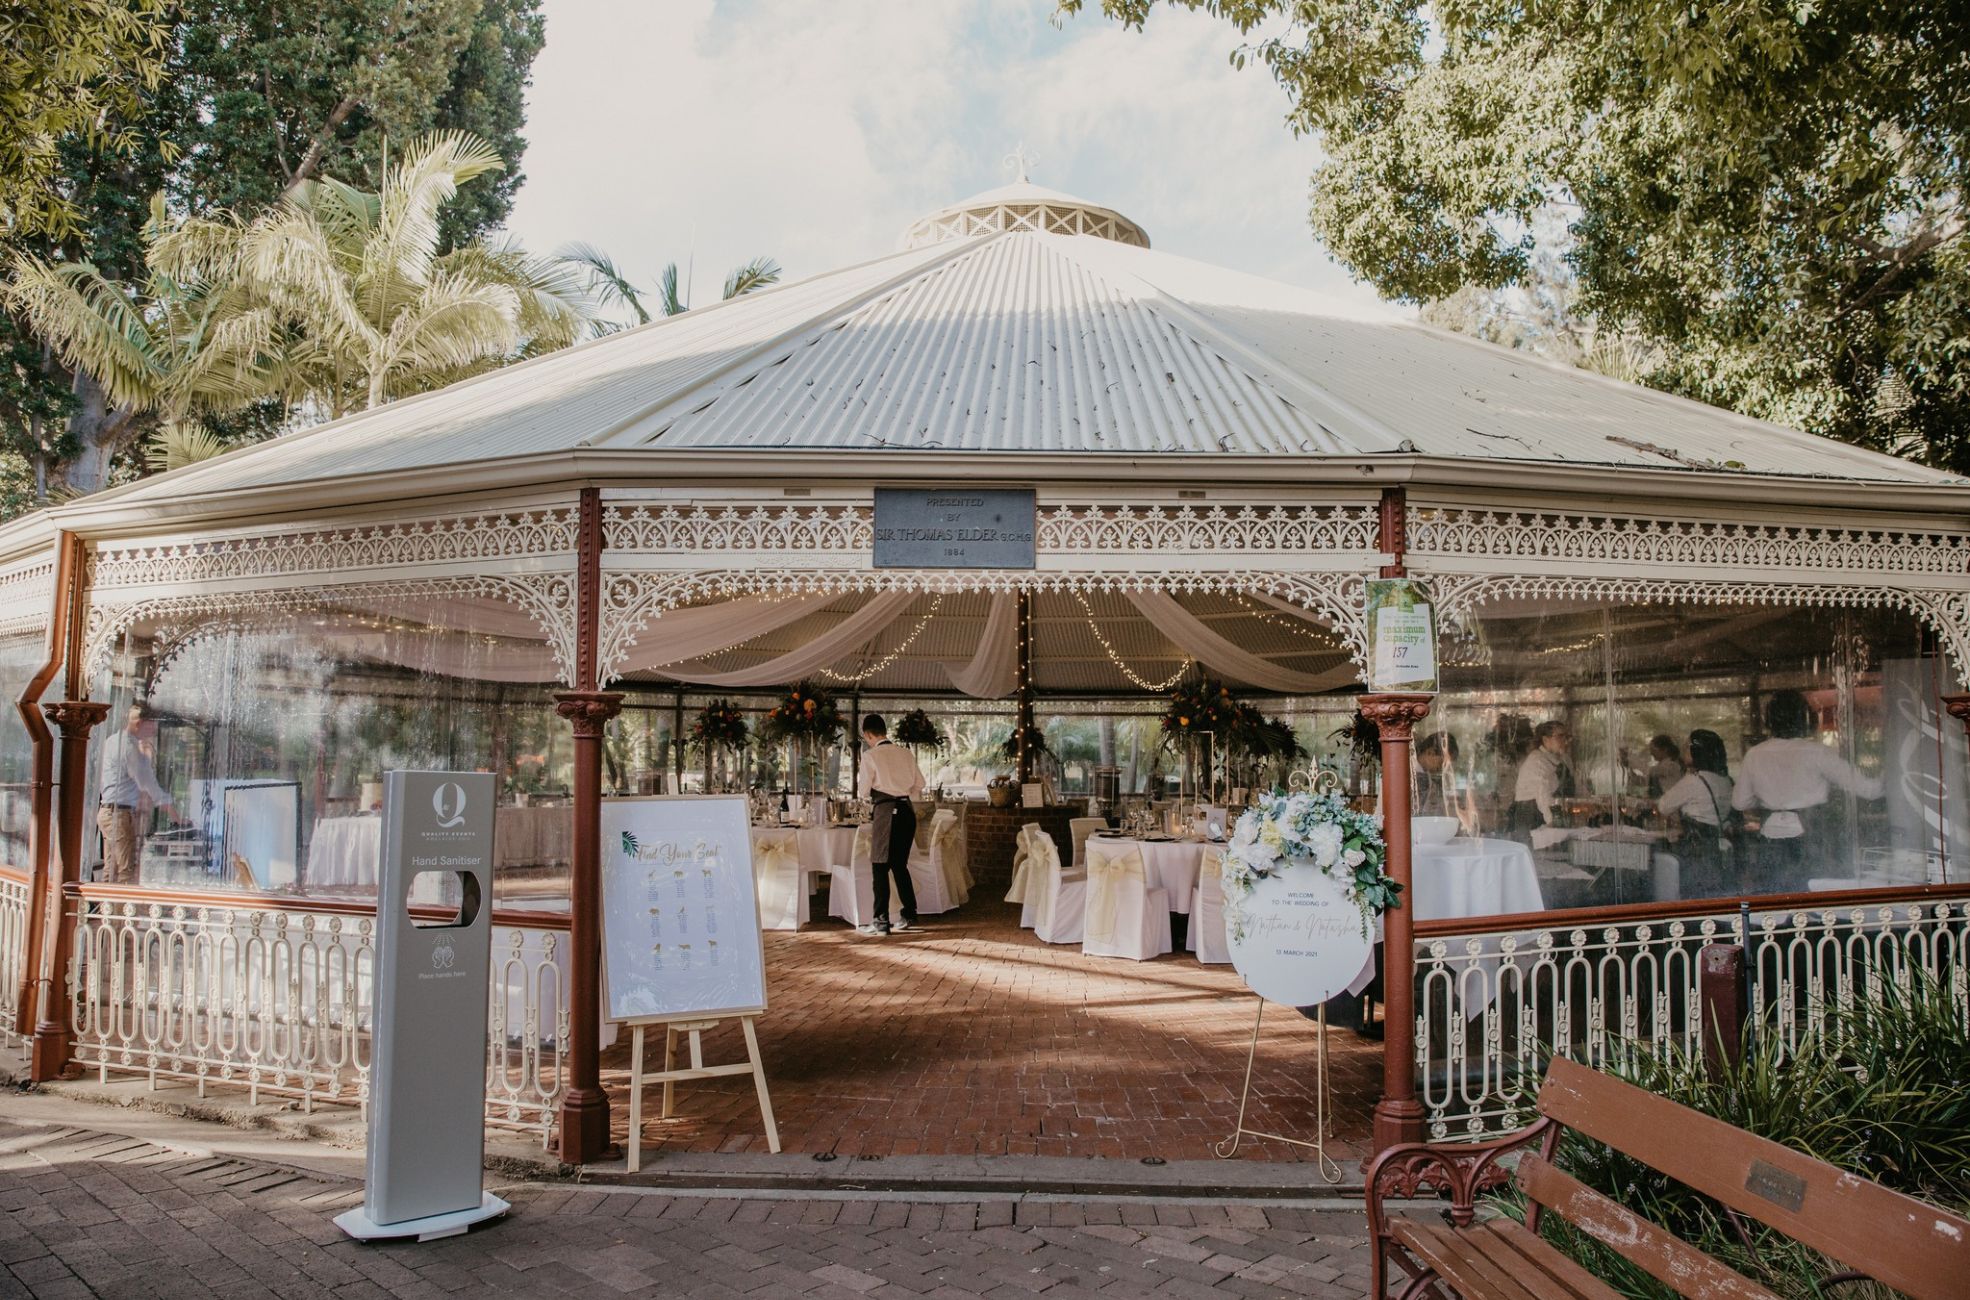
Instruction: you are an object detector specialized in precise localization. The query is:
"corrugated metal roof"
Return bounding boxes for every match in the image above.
[103,183,1954,504]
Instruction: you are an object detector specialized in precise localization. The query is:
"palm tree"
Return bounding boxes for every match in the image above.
[8,131,590,480]
[560,244,781,333]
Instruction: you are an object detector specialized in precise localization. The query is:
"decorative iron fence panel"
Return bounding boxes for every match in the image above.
[0,868,28,1045]
[66,895,570,1146]
[1414,898,1970,1139]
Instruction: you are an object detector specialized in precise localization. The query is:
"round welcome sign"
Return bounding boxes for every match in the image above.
[1225,862,1374,1007]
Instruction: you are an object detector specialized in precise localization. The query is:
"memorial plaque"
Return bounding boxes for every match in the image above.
[873,488,1036,569]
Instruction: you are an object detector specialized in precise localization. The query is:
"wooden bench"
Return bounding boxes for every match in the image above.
[1363,1056,1970,1300]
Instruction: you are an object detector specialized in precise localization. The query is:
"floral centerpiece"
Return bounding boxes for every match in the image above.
[756,681,846,745]
[997,724,1051,764]
[1222,790,1401,937]
[893,708,946,751]
[1162,675,1239,738]
[689,699,749,753]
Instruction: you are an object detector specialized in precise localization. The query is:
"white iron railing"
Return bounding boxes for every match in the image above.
[65,888,570,1146]
[0,866,29,1045]
[1413,892,1970,1140]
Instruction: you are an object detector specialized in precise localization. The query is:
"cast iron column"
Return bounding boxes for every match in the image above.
[1360,691,1432,1152]
[553,688,622,1162]
[32,699,109,1080]
[554,486,624,1164]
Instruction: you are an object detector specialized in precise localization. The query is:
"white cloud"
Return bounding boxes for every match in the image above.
[505,0,1391,314]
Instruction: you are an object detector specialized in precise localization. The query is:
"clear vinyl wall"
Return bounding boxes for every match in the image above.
[1421,600,1963,907]
[92,598,573,909]
[0,633,41,871]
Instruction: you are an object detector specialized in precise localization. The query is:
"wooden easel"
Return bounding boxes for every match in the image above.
[625,1014,779,1172]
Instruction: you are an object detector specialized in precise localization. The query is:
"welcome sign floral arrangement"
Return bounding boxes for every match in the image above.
[1222,791,1400,939]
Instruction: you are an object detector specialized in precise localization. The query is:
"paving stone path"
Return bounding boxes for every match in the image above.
[0,1121,1375,1298]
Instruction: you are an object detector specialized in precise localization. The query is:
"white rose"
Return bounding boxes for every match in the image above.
[1343,847,1365,868]
[1308,823,1343,868]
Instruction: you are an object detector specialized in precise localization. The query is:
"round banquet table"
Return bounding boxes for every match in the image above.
[1410,836,1546,921]
[1084,835,1209,914]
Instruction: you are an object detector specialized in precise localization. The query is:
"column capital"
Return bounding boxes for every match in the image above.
[42,700,110,739]
[1944,694,1970,733]
[553,690,625,737]
[1357,693,1434,741]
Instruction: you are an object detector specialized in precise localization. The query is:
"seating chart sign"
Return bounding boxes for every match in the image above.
[1226,866,1373,1007]
[600,796,766,1023]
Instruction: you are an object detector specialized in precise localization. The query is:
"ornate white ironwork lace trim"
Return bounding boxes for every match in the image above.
[1430,573,1970,679]
[0,554,56,638]
[603,502,1380,560]
[84,573,580,686]
[90,508,579,591]
[1409,507,1970,577]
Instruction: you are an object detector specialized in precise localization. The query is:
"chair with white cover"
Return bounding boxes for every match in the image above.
[904,810,958,915]
[1081,838,1173,961]
[1006,823,1044,927]
[1029,834,1087,945]
[916,808,968,908]
[1068,816,1106,869]
[827,825,897,927]
[752,828,807,931]
[1188,845,1232,963]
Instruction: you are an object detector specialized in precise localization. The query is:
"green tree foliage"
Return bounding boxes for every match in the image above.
[561,246,784,333]
[0,1,170,239]
[1067,1,1970,470]
[0,0,545,508]
[7,132,588,479]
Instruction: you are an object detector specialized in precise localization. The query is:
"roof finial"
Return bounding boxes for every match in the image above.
[1003,142,1037,184]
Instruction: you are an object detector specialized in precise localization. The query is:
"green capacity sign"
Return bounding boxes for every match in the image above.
[1366,578,1438,694]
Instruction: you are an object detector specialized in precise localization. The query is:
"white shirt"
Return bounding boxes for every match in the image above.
[98,729,168,808]
[1512,747,1571,818]
[1732,738,1883,812]
[857,740,924,800]
[1659,770,1732,826]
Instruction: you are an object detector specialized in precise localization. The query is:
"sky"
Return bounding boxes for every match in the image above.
[502,0,1393,317]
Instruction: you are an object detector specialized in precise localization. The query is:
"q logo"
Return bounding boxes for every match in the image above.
[432,782,468,829]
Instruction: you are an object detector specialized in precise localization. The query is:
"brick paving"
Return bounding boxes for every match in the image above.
[0,1120,1377,1298]
[600,898,1381,1163]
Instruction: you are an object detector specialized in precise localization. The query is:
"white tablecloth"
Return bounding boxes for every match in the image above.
[1359,836,1546,1008]
[750,824,859,875]
[308,806,575,889]
[1085,836,1211,915]
[1411,837,1546,921]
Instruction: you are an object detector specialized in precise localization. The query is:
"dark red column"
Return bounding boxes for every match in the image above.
[31,699,109,1080]
[1360,691,1433,1152]
[553,688,623,1163]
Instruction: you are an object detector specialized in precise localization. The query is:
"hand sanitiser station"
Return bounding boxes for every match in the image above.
[336,771,508,1241]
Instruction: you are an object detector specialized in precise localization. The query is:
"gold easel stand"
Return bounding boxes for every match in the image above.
[626,1015,780,1172]
[1214,997,1342,1183]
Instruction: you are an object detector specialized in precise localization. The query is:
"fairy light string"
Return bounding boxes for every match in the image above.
[1073,590,1192,691]
[819,594,943,683]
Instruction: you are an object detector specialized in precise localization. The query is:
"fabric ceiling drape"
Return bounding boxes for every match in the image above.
[943,593,1019,698]
[1125,591,1358,693]
[672,590,919,687]
[615,592,835,675]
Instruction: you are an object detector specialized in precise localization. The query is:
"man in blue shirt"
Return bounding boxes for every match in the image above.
[96,703,173,883]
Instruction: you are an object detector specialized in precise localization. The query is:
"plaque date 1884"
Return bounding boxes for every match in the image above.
[872,488,1037,570]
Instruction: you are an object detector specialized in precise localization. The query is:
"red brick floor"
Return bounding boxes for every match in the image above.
[601,898,1381,1162]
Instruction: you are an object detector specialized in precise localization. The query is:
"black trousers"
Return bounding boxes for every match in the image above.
[869,798,918,923]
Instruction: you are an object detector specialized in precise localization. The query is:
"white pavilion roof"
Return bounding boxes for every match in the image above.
[100,181,1954,506]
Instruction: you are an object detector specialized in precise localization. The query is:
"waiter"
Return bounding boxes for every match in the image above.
[1734,690,1882,888]
[1507,720,1574,838]
[97,702,174,884]
[856,714,924,937]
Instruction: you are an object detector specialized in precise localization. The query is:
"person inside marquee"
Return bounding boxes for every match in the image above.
[856,714,924,937]
[96,702,174,884]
